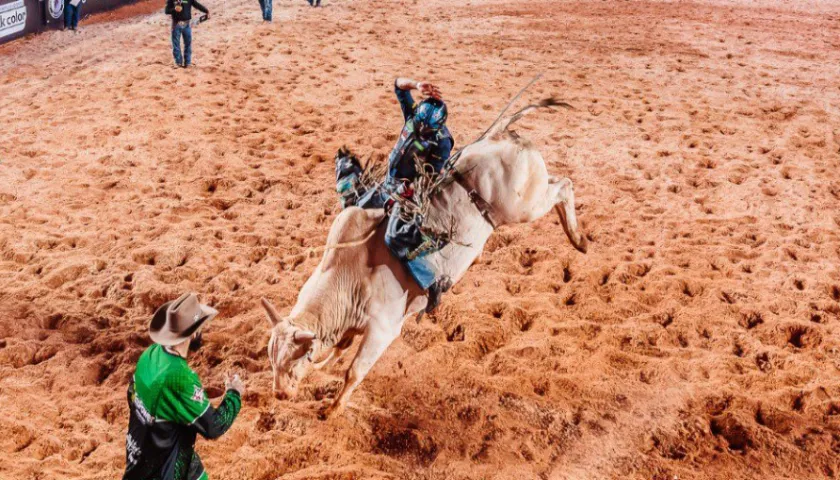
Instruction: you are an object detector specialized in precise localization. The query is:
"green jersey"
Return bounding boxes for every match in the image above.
[123,344,241,480]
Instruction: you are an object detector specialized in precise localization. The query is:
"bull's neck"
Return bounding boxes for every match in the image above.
[289,279,365,349]
[287,311,337,351]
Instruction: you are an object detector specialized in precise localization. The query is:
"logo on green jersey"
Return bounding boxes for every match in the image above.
[191,385,206,403]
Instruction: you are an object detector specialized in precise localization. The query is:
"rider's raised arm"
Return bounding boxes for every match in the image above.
[394,78,418,121]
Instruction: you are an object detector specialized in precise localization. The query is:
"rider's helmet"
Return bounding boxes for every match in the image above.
[413,98,448,138]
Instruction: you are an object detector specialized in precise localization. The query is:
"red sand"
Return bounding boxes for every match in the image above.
[2,0,840,478]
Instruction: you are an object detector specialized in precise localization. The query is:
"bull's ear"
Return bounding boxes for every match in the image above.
[261,298,282,327]
[293,330,316,343]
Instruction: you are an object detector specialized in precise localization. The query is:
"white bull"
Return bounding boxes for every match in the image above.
[261,107,588,418]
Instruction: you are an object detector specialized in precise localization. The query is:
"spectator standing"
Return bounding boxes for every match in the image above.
[165,0,209,68]
[64,0,82,32]
[258,0,271,22]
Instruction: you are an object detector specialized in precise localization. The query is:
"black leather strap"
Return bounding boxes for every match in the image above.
[451,171,497,229]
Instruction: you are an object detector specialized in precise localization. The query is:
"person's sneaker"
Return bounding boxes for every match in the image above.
[425,276,452,314]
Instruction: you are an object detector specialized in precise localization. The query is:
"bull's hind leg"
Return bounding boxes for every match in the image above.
[550,177,587,253]
[521,177,587,253]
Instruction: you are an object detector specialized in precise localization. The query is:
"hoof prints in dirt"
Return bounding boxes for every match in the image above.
[739,311,764,329]
[370,416,438,466]
[710,414,753,452]
[783,324,821,350]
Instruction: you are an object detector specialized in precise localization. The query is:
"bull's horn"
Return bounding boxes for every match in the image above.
[293,330,316,343]
[261,298,282,327]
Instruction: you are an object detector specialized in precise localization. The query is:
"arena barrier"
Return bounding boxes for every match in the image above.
[0,0,141,45]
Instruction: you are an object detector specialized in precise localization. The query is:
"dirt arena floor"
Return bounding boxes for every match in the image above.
[2,0,840,478]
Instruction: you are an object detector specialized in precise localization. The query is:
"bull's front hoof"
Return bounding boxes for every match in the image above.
[318,402,343,420]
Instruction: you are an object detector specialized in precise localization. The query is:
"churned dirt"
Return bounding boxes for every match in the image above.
[2,0,840,478]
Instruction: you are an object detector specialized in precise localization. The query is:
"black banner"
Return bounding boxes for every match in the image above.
[43,0,65,27]
[0,0,43,43]
[1,0,142,45]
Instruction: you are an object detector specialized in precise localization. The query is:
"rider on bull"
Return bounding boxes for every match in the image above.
[346,77,454,312]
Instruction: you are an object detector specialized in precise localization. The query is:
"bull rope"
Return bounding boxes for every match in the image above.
[310,222,381,254]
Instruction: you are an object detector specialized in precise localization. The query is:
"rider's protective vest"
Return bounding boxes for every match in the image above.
[387,119,453,182]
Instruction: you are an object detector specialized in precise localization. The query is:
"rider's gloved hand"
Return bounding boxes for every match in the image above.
[417,82,442,100]
[395,182,414,199]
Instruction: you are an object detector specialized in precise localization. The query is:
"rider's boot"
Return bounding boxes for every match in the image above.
[425,275,452,314]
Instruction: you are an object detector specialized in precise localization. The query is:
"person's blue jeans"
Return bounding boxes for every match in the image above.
[171,23,192,67]
[307,0,320,6]
[64,0,81,29]
[258,0,272,21]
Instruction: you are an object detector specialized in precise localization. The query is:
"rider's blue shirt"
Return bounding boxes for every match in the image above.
[387,83,453,181]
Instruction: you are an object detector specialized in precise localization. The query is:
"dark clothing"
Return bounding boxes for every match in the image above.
[381,82,453,274]
[335,82,455,289]
[64,0,81,29]
[335,150,363,208]
[166,0,205,67]
[388,82,453,181]
[258,0,272,20]
[123,345,241,480]
[171,23,192,67]
[355,82,454,209]
[384,203,438,288]
[165,0,208,23]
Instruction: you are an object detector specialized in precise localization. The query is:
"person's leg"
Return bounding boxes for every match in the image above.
[171,24,183,66]
[187,453,207,480]
[257,0,264,17]
[264,0,271,21]
[73,3,81,30]
[183,25,192,67]
[64,1,71,29]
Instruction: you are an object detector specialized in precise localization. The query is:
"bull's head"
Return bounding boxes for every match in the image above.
[261,298,317,400]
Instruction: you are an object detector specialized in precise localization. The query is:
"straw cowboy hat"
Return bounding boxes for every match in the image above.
[149,293,218,346]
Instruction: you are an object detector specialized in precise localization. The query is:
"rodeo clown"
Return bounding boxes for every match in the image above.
[123,293,244,480]
[335,77,454,313]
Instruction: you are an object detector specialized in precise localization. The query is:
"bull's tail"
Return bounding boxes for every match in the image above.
[485,97,574,140]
